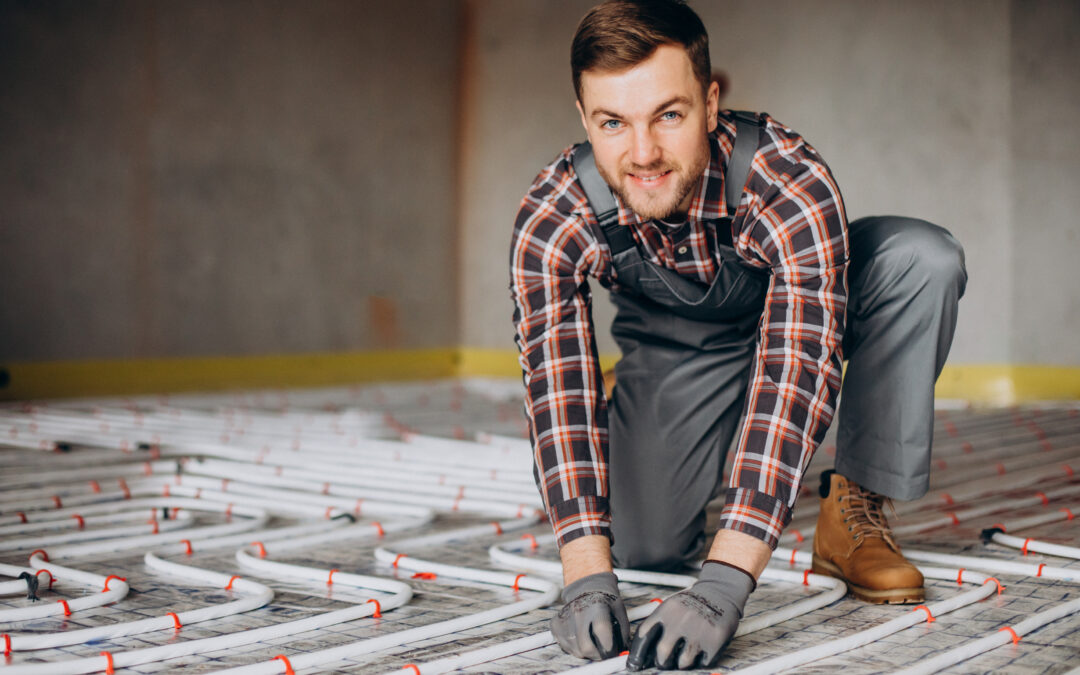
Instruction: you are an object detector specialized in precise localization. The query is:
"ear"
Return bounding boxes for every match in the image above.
[705,80,720,133]
[576,99,591,141]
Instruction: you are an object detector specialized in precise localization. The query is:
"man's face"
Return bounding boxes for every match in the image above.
[577,44,719,222]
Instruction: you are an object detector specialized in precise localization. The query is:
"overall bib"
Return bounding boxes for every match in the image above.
[573,114,967,571]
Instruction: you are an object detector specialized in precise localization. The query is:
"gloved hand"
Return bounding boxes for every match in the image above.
[550,571,630,660]
[626,560,755,670]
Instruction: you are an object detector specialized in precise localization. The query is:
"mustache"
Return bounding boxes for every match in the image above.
[624,160,677,174]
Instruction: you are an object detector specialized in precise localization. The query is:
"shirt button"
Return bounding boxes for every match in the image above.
[677,245,688,255]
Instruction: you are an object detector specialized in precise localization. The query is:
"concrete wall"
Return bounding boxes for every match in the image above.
[0,0,462,361]
[460,0,1079,368]
[1009,0,1080,364]
[2,1,1077,370]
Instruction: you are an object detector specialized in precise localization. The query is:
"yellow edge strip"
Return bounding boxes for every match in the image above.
[2,348,1078,404]
[0,349,459,401]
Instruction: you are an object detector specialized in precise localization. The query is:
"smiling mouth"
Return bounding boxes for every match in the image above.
[629,170,672,184]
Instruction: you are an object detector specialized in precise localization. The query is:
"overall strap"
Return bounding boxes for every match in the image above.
[725,110,764,220]
[571,110,764,255]
[571,143,635,254]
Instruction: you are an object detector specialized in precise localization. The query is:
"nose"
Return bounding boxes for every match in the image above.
[629,127,661,168]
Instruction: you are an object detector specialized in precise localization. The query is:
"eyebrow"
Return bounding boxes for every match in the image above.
[590,95,693,120]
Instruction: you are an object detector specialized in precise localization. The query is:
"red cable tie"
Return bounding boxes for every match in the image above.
[327,569,339,586]
[945,421,958,437]
[29,549,49,562]
[373,522,385,538]
[325,507,335,520]
[3,633,11,656]
[516,504,526,518]
[986,577,1004,595]
[225,576,240,591]
[366,599,382,618]
[35,569,55,589]
[322,482,331,496]
[912,605,935,623]
[521,533,538,549]
[272,654,295,675]
[103,575,126,592]
[1064,464,1075,477]
[790,548,798,565]
[802,569,810,586]
[650,597,662,604]
[1035,491,1049,506]
[221,478,230,491]
[354,499,364,516]
[957,568,965,585]
[456,486,466,500]
[412,572,437,580]
[58,600,72,616]
[16,511,27,523]
[998,626,1020,645]
[275,465,283,476]
[101,651,115,674]
[1021,538,1033,555]
[171,507,181,520]
[150,521,159,534]
[180,539,193,555]
[52,495,63,508]
[491,521,503,535]
[392,554,408,568]
[251,541,267,558]
[948,512,960,525]
[512,574,525,592]
[991,522,1007,532]
[941,493,954,506]
[962,442,974,454]
[72,514,85,529]
[225,503,234,521]
[143,461,153,476]
[162,485,170,497]
[1040,439,1054,451]
[404,664,421,675]
[1060,507,1075,520]
[995,462,1006,475]
[89,480,101,493]
[791,528,805,543]
[935,459,947,470]
[167,611,182,630]
[1036,563,1046,577]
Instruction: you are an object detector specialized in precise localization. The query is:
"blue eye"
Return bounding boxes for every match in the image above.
[660,111,681,121]
[600,119,622,130]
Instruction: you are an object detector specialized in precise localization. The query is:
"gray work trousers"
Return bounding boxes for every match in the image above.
[608,216,967,570]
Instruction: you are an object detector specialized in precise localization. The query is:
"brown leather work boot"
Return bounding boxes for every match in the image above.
[811,470,924,604]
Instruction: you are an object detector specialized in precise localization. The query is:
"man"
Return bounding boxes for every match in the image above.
[509,0,966,670]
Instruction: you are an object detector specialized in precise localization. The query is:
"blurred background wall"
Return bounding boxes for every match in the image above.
[2,0,1078,397]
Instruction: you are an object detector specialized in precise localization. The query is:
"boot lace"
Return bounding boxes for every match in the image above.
[840,482,898,548]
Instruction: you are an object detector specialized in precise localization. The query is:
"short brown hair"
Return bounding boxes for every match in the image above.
[571,0,711,101]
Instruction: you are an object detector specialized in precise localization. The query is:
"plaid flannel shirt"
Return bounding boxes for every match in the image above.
[510,110,849,550]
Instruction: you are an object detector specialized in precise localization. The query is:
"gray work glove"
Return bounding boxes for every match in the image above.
[550,571,631,660]
[626,561,755,671]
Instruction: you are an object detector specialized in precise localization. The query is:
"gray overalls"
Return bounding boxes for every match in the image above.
[572,112,967,571]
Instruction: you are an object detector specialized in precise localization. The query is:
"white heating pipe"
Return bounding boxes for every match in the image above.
[1,553,273,651]
[0,553,129,623]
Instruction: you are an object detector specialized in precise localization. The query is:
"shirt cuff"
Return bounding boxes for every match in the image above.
[717,487,792,550]
[549,496,612,549]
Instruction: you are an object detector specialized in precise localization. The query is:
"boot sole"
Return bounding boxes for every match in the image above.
[811,553,925,605]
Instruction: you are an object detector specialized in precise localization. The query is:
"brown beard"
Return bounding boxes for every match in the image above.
[596,144,710,222]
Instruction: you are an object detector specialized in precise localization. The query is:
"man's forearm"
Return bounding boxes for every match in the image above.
[560,534,614,585]
[705,528,772,579]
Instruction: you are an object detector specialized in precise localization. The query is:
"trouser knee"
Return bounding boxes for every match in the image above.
[851,216,967,301]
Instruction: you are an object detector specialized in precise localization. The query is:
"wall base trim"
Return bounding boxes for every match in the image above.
[2,348,1078,404]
